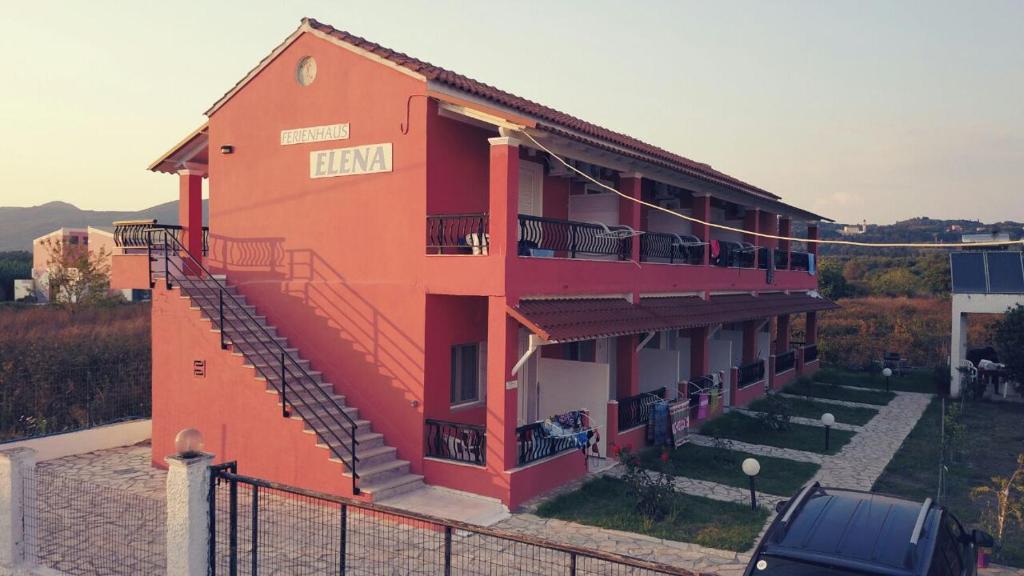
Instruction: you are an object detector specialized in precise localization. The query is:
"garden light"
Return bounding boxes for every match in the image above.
[174,428,204,458]
[883,367,893,392]
[821,413,835,451]
[742,457,761,510]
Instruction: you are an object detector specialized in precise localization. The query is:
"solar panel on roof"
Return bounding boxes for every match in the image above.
[950,252,988,293]
[986,252,1024,293]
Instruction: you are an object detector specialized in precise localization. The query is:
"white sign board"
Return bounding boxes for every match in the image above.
[309,143,393,179]
[280,123,350,146]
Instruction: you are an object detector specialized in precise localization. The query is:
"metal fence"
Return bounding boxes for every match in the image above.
[26,468,167,575]
[0,361,151,443]
[209,464,698,576]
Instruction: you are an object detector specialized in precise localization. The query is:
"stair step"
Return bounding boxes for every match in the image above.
[256,368,324,385]
[327,444,396,469]
[348,459,411,485]
[311,430,384,450]
[359,474,425,501]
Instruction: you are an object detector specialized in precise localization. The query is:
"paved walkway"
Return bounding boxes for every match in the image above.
[732,407,863,432]
[687,433,825,464]
[777,392,883,410]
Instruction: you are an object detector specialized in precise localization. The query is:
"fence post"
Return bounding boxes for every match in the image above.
[166,452,214,576]
[0,448,36,573]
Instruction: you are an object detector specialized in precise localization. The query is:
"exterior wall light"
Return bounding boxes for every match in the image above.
[742,457,761,510]
[220,145,234,154]
[174,428,205,458]
[821,412,835,451]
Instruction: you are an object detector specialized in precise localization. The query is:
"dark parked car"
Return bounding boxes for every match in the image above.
[744,483,994,576]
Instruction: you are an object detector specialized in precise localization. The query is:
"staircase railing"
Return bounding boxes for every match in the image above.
[146,228,360,494]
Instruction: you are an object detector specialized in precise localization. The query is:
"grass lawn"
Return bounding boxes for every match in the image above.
[536,476,769,551]
[639,443,819,496]
[784,379,895,406]
[816,365,937,394]
[700,411,855,455]
[749,395,878,426]
[874,398,1024,567]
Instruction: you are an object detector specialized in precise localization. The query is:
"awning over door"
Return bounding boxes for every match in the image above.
[508,292,839,343]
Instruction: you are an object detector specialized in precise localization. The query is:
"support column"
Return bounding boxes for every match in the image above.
[486,297,519,474]
[807,223,819,257]
[759,211,779,268]
[778,218,792,270]
[165,452,214,576]
[618,173,643,266]
[0,448,36,572]
[777,314,791,352]
[488,136,521,262]
[693,195,712,266]
[616,335,640,399]
[743,208,761,267]
[806,311,818,346]
[690,326,711,378]
[178,169,204,272]
[950,304,967,397]
[742,320,758,363]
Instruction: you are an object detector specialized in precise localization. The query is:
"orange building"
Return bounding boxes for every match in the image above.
[112,18,836,509]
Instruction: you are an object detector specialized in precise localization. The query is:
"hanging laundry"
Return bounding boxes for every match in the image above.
[807,253,816,276]
[698,392,709,419]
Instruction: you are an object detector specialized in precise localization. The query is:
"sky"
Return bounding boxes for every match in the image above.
[0,1,1021,224]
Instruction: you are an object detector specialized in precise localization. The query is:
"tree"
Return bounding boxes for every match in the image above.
[42,238,117,312]
[0,251,32,301]
[993,305,1024,387]
[818,258,853,299]
[868,268,920,297]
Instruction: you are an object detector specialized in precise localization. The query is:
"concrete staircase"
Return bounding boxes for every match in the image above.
[166,271,424,500]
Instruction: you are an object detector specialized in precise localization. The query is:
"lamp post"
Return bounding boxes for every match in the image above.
[882,367,893,392]
[821,413,835,451]
[742,457,761,511]
[174,428,205,458]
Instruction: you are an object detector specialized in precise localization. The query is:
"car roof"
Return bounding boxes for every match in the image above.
[758,486,938,575]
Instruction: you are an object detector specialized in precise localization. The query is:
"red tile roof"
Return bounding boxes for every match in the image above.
[300,18,783,200]
[509,293,839,342]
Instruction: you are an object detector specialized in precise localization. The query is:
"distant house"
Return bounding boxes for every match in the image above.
[839,221,867,235]
[962,231,1012,250]
[29,226,142,302]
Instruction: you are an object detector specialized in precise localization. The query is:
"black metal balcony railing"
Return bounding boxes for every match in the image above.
[424,419,486,466]
[113,221,209,256]
[756,246,770,270]
[425,213,489,255]
[518,215,631,260]
[712,240,758,268]
[737,359,766,388]
[775,350,796,374]
[774,249,791,270]
[516,410,591,466]
[791,251,811,271]
[803,344,819,363]
[639,233,704,265]
[617,387,667,431]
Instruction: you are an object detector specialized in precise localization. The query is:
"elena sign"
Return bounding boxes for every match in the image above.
[280,123,350,145]
[309,143,392,179]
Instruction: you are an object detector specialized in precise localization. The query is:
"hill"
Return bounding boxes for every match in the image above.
[0,200,209,251]
[795,217,1024,256]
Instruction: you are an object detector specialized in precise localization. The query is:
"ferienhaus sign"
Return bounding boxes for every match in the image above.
[280,123,350,145]
[309,143,393,179]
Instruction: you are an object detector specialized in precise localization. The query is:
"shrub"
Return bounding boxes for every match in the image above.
[618,446,677,522]
[756,394,792,432]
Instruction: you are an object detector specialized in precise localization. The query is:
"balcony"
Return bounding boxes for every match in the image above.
[113,220,209,256]
[424,419,486,466]
[425,213,489,255]
[639,233,704,265]
[517,215,632,260]
[737,359,766,389]
[515,409,593,466]
[774,349,796,374]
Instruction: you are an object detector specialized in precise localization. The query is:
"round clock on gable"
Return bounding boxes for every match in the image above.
[296,56,317,86]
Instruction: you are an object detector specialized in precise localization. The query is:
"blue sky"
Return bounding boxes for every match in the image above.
[0,1,1020,224]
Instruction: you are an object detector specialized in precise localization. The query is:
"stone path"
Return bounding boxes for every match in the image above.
[813,391,931,489]
[777,392,882,410]
[732,408,863,432]
[687,433,825,464]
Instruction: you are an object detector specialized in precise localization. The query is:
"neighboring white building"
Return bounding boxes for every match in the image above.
[27,226,140,302]
[949,250,1024,397]
[961,231,1012,245]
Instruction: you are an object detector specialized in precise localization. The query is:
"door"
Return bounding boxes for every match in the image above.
[518,162,544,217]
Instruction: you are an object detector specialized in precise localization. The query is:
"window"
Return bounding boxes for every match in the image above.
[450,343,485,405]
[565,340,596,362]
[68,236,79,245]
